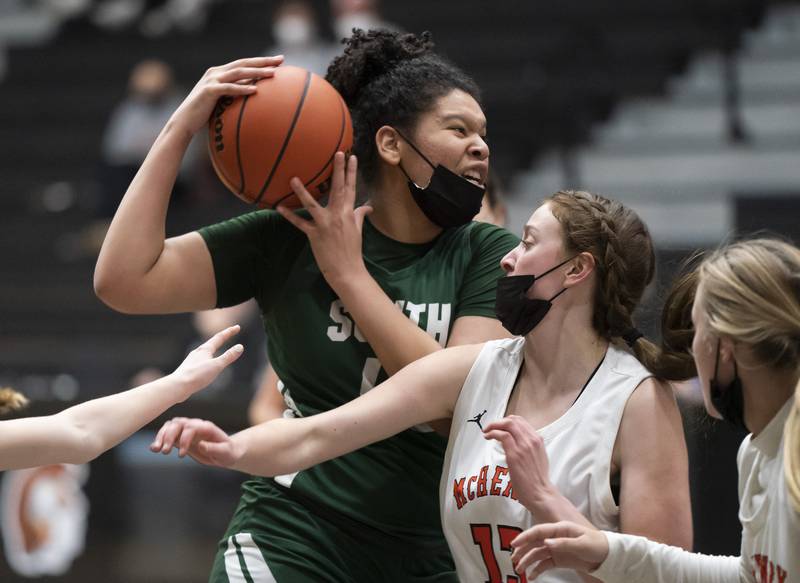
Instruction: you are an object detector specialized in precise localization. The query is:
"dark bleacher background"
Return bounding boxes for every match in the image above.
[0,0,797,580]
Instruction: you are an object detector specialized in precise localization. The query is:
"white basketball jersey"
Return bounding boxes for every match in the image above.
[440,337,652,582]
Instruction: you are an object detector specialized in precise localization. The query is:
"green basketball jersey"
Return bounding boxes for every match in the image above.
[199,210,518,542]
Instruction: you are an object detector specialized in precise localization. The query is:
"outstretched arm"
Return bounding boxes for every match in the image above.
[152,343,483,476]
[0,326,243,470]
[94,57,283,314]
[510,522,744,583]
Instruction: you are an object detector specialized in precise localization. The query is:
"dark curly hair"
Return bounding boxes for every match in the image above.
[326,29,481,186]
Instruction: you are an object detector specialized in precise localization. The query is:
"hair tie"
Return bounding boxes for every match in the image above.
[622,328,644,348]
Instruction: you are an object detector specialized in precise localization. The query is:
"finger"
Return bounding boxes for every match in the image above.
[276,203,315,234]
[159,420,185,454]
[208,83,258,98]
[482,429,513,444]
[344,154,358,206]
[483,418,515,433]
[217,67,278,84]
[527,557,556,580]
[223,55,284,70]
[150,422,170,451]
[511,522,581,548]
[202,324,241,354]
[353,205,373,234]
[327,152,346,208]
[178,426,197,458]
[217,344,244,367]
[514,545,551,573]
[288,177,324,213]
[194,420,231,443]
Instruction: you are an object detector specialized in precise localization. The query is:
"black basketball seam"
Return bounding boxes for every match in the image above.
[235,81,257,194]
[254,71,312,206]
[271,95,348,209]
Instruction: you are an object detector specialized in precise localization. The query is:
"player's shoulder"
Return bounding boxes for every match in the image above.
[201,208,307,242]
[433,222,518,266]
[467,221,518,247]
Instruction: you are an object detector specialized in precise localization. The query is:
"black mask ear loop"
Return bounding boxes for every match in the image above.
[714,338,739,386]
[394,128,436,168]
[394,128,436,187]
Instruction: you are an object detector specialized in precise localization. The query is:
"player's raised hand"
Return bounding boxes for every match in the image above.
[150,417,243,468]
[277,152,373,288]
[170,325,244,399]
[509,521,609,579]
[169,56,284,136]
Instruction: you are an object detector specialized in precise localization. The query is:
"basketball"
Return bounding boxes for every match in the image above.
[208,65,353,209]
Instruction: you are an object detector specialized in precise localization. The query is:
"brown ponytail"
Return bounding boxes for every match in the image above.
[630,266,699,381]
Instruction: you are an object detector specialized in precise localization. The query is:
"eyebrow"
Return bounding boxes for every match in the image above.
[522,225,539,238]
[440,113,487,132]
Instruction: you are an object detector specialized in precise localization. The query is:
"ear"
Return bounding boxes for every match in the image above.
[718,336,737,364]
[563,251,595,287]
[375,125,402,166]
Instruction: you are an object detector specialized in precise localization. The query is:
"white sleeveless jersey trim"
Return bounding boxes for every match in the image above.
[440,337,653,583]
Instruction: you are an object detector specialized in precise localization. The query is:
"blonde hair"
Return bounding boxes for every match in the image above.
[0,387,28,415]
[787,380,800,513]
[695,238,800,512]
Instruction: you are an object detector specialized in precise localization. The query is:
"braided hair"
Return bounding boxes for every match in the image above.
[546,190,696,381]
[325,29,481,187]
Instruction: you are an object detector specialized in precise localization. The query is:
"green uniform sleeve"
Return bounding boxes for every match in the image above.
[197,209,304,309]
[455,222,520,319]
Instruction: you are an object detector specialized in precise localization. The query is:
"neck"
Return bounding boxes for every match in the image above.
[366,172,441,243]
[519,305,608,398]
[742,366,797,436]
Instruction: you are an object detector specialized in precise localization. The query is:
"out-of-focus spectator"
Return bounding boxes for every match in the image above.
[266,0,338,76]
[98,59,187,216]
[473,168,508,227]
[330,0,398,42]
[90,0,214,36]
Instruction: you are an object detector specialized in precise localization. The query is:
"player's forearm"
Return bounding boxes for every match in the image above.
[592,532,744,583]
[94,121,191,302]
[329,270,443,376]
[229,417,320,476]
[60,374,189,463]
[523,486,595,529]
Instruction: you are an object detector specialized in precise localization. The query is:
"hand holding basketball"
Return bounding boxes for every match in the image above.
[277,152,373,288]
[169,56,283,137]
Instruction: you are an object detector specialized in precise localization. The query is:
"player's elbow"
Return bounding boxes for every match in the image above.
[93,269,145,314]
[58,423,106,465]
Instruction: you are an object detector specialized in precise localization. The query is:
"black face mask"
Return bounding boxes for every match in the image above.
[394,129,485,229]
[494,256,575,336]
[709,339,747,431]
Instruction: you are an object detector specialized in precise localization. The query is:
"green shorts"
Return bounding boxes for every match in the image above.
[209,478,457,583]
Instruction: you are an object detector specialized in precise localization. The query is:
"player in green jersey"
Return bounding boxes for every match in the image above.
[95,29,517,582]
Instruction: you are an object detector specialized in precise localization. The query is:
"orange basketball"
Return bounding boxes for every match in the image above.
[208,65,353,209]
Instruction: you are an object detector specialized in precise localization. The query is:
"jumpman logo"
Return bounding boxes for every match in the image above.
[467,410,488,431]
